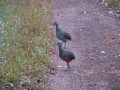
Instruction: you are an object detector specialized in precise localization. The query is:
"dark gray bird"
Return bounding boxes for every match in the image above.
[56,42,75,70]
[53,22,71,48]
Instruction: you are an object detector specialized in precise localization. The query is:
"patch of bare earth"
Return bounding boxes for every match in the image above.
[47,0,120,90]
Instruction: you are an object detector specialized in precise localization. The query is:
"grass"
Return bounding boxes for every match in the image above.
[107,0,120,11]
[0,0,53,89]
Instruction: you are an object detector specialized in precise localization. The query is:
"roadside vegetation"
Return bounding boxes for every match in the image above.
[107,0,120,11]
[0,0,53,89]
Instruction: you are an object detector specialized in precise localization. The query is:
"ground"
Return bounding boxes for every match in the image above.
[47,0,120,90]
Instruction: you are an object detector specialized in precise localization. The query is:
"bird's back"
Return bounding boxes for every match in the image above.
[64,32,71,40]
[55,25,71,41]
[59,50,75,62]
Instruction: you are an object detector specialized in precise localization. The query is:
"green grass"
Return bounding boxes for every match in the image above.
[107,0,120,11]
[0,0,53,89]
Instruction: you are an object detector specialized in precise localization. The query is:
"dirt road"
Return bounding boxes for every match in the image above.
[48,0,120,90]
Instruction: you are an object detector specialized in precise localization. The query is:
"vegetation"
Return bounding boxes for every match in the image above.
[0,0,53,89]
[107,0,120,11]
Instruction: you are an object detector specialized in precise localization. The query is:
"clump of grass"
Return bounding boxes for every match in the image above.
[0,0,53,89]
[107,0,120,11]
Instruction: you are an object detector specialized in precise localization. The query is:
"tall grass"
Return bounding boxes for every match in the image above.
[0,0,53,89]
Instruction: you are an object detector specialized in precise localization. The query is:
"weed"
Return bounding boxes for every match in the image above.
[107,0,120,11]
[0,0,53,89]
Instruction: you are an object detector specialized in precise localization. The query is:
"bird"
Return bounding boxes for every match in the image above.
[52,22,71,48]
[56,42,75,70]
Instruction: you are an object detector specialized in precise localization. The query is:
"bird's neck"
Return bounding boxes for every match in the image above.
[55,25,60,32]
[58,45,63,54]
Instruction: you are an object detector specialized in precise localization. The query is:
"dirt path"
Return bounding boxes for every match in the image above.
[48,0,120,90]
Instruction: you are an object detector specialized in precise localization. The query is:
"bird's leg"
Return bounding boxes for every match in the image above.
[67,62,70,70]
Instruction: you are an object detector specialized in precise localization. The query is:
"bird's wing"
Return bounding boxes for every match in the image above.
[64,51,75,60]
[63,32,71,40]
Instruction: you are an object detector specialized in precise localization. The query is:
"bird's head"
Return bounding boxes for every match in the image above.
[52,22,59,26]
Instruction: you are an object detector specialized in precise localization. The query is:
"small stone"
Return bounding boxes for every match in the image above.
[83,11,87,14]
[20,79,31,87]
[81,11,87,14]
[100,51,106,54]
[58,65,62,68]
[44,75,46,78]
[108,11,114,15]
[9,83,14,87]
[74,71,77,74]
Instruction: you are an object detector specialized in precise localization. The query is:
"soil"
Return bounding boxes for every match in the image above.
[47,0,120,90]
